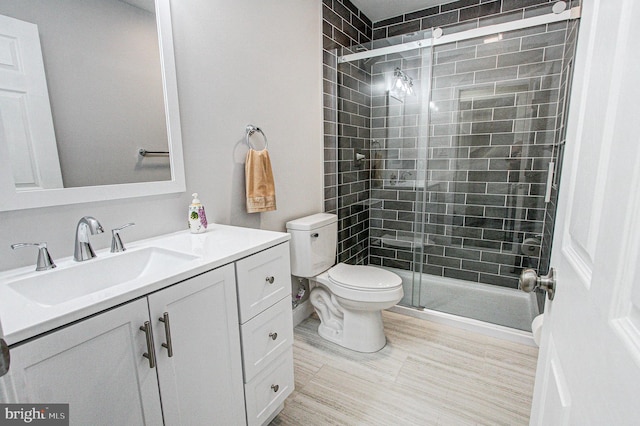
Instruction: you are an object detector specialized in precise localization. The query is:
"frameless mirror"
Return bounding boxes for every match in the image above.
[0,0,185,211]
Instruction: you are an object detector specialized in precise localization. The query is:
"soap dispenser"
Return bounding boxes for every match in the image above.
[188,193,208,234]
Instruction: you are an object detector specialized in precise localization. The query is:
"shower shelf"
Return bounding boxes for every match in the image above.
[377,234,433,249]
[384,180,418,189]
[352,200,383,208]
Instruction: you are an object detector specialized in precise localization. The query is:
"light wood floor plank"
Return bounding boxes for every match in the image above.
[271,311,538,425]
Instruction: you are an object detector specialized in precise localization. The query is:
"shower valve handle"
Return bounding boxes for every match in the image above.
[519,268,556,300]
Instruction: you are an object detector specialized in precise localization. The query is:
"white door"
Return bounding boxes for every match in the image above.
[148,264,247,425]
[0,14,62,190]
[0,318,11,401]
[530,0,640,424]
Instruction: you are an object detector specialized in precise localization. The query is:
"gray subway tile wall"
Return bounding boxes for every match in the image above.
[323,0,578,290]
[537,18,579,309]
[323,0,373,264]
[372,0,580,40]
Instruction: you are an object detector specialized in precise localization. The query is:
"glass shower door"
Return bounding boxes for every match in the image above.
[365,35,434,309]
[414,22,570,329]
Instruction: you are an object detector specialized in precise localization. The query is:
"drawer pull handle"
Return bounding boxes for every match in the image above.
[266,276,275,284]
[271,384,279,393]
[269,332,278,340]
[159,312,174,357]
[139,321,157,369]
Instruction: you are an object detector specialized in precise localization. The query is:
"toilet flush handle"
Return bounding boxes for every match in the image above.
[311,233,319,238]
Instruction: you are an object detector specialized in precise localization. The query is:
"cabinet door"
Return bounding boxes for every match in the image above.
[148,264,246,425]
[6,299,163,426]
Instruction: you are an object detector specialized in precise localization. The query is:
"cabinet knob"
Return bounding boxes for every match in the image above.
[269,332,278,340]
[271,384,279,393]
[265,276,275,284]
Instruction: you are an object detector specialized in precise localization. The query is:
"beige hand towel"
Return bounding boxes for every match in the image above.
[245,148,277,213]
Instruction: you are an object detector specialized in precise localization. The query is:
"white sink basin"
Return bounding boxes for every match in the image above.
[9,247,198,306]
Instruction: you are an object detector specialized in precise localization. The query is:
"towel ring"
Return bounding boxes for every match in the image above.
[245,125,268,151]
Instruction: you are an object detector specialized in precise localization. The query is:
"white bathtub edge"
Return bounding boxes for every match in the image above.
[388,305,537,347]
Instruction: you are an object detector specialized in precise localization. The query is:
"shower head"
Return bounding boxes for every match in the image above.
[361,57,380,68]
[353,45,381,68]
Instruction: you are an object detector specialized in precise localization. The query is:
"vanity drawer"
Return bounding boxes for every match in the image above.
[244,347,294,426]
[235,243,291,323]
[240,296,293,382]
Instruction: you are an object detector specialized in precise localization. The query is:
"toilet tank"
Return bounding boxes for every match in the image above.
[285,213,337,277]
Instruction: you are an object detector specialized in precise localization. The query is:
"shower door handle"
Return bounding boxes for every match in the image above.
[519,268,556,300]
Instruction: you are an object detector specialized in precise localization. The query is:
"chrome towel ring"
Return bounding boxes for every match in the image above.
[245,125,268,151]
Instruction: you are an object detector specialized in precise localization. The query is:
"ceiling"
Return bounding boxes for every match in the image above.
[349,0,454,23]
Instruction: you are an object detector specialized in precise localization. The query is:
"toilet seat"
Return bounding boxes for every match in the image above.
[327,263,402,291]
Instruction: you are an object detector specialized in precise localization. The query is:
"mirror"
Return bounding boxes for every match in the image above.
[0,0,185,211]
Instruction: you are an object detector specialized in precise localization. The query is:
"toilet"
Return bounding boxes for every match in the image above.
[286,213,403,353]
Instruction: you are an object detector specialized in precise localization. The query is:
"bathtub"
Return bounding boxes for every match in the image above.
[384,267,539,345]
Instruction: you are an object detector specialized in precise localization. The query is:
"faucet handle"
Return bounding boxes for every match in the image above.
[11,242,57,271]
[111,223,135,253]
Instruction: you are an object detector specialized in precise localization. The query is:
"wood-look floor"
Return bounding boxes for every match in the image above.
[270,310,538,426]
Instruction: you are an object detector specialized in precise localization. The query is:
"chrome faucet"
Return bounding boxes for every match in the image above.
[74,216,104,261]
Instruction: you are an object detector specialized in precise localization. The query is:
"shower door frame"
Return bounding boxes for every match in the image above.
[339,6,581,64]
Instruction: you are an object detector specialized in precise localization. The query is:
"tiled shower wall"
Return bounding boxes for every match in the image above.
[369,22,569,289]
[539,17,579,287]
[322,0,373,264]
[372,0,581,41]
[323,0,579,289]
[367,47,430,271]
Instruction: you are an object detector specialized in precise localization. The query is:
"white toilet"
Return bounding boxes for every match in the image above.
[286,213,403,353]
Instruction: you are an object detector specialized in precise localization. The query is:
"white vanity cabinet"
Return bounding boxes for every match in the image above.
[0,227,295,426]
[235,243,294,426]
[6,264,246,425]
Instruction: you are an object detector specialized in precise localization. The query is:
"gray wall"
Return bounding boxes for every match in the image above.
[0,0,324,271]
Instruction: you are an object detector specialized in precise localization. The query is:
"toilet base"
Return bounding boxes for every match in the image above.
[310,286,388,353]
[317,309,387,353]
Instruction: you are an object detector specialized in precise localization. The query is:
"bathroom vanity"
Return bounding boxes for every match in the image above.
[0,225,293,425]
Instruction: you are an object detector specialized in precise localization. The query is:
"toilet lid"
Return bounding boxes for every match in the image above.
[328,263,402,291]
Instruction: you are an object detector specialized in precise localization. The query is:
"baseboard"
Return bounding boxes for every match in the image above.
[292,300,314,327]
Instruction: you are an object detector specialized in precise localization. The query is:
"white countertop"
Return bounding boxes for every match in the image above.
[0,224,290,346]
